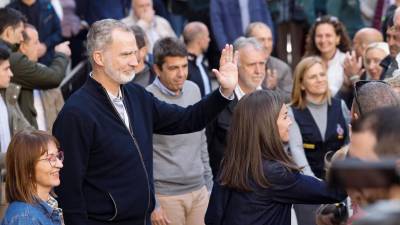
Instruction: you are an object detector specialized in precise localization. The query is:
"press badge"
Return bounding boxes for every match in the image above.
[303,143,315,150]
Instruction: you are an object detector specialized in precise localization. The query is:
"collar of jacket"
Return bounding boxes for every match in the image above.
[380,54,393,68]
[0,39,19,52]
[188,53,197,61]
[84,75,127,100]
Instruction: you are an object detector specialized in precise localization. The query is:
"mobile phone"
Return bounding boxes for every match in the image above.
[328,159,400,189]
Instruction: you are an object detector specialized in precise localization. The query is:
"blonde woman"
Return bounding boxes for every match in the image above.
[363,42,390,80]
[288,56,350,225]
[289,56,350,179]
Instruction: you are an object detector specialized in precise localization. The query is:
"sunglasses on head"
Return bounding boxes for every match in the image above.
[315,16,339,23]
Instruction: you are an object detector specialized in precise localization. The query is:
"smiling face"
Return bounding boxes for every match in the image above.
[35,141,63,195]
[314,23,340,56]
[238,45,266,93]
[364,48,387,80]
[301,62,328,99]
[276,104,292,142]
[155,56,188,95]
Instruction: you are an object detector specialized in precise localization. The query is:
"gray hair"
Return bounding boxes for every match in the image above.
[244,22,271,38]
[86,19,131,66]
[354,82,400,115]
[233,37,263,52]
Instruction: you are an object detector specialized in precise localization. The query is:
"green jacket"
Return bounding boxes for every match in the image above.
[0,39,69,128]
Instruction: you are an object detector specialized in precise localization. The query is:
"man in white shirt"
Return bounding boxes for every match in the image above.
[183,22,212,97]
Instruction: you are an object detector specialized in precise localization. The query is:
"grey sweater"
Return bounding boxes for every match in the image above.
[146,80,213,195]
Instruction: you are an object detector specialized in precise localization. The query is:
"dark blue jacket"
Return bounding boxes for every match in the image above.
[291,98,348,179]
[188,53,212,97]
[205,160,346,225]
[76,0,131,25]
[210,0,274,50]
[8,0,62,65]
[52,77,231,225]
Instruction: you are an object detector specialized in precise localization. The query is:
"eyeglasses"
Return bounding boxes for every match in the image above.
[38,151,64,167]
[353,80,388,116]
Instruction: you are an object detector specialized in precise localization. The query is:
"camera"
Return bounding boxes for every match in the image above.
[328,159,400,189]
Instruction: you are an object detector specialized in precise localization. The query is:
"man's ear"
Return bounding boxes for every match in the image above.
[93,50,104,67]
[353,113,359,121]
[19,42,27,54]
[1,26,13,41]
[153,64,161,77]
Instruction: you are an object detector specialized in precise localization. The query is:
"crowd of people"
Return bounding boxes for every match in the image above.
[0,0,400,225]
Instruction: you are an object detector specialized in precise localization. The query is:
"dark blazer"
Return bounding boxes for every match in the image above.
[53,77,231,225]
[205,160,347,225]
[188,53,212,97]
[206,96,238,177]
[210,0,274,50]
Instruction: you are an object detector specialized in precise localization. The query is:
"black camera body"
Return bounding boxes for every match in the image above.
[328,159,400,189]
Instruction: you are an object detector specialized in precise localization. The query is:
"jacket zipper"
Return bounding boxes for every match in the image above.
[102,87,151,225]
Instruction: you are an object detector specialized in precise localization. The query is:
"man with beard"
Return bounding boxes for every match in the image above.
[207,37,266,177]
[52,19,238,225]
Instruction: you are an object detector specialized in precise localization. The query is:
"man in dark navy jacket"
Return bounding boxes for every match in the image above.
[183,22,213,97]
[52,19,238,225]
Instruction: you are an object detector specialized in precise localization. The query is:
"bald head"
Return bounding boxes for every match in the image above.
[353,28,384,58]
[183,22,210,54]
[352,82,400,118]
[245,22,273,57]
[183,22,208,45]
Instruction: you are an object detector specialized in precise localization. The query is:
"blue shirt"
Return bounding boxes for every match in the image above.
[1,200,63,225]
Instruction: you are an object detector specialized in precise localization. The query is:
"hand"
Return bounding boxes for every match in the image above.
[343,50,364,78]
[55,41,71,57]
[37,43,47,58]
[266,68,278,89]
[151,206,171,225]
[212,44,238,97]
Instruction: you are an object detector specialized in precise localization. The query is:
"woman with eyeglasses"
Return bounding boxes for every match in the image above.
[289,56,350,225]
[205,90,346,225]
[1,130,64,225]
[305,15,352,97]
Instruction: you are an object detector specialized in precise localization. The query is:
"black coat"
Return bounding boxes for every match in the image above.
[206,160,347,225]
[53,77,231,225]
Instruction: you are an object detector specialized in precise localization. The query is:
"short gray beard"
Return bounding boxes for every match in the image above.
[105,66,135,85]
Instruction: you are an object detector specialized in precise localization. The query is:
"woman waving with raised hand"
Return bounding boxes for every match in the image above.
[205,90,346,225]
